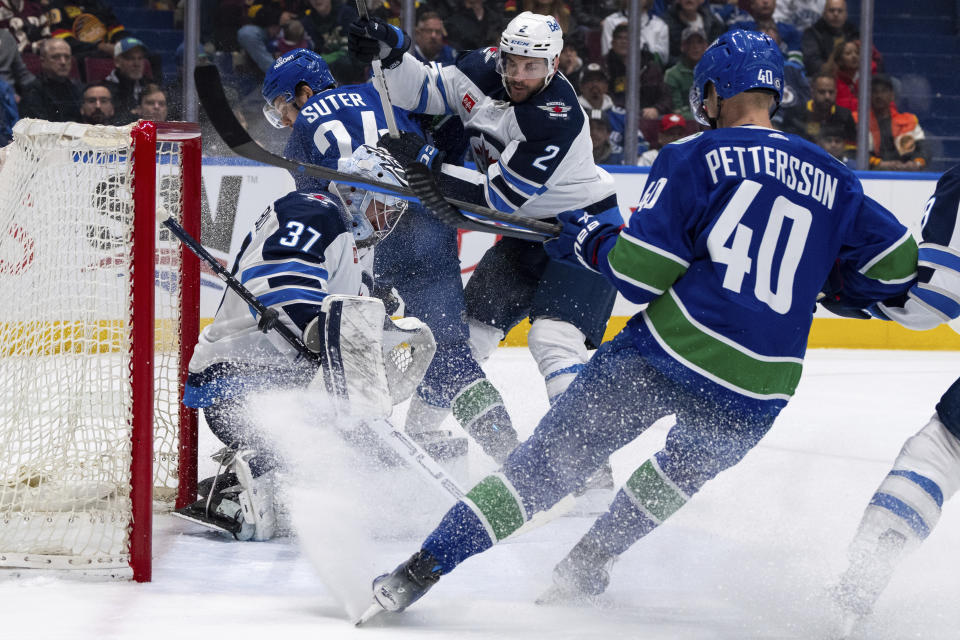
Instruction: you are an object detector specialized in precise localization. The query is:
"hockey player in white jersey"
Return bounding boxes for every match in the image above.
[174,146,411,541]
[828,163,960,635]
[259,48,521,482]
[348,12,622,460]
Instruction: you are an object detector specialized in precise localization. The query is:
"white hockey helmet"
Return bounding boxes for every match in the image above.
[496,11,564,91]
[329,145,410,248]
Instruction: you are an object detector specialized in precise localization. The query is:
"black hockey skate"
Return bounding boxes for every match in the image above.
[536,537,616,606]
[355,550,442,625]
[172,470,253,540]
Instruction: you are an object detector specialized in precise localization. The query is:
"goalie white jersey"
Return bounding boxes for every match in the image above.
[381,48,617,219]
[184,191,373,408]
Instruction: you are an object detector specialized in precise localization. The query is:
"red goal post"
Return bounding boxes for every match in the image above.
[0,119,201,582]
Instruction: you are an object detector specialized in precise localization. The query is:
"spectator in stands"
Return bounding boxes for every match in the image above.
[412,11,456,65]
[18,38,82,122]
[858,73,929,171]
[271,19,311,56]
[0,0,49,54]
[825,37,860,112]
[801,0,856,76]
[519,0,576,34]
[757,24,810,133]
[238,1,290,73]
[731,0,804,67]
[558,37,584,91]
[773,0,824,31]
[577,63,645,163]
[45,0,131,62]
[0,29,35,97]
[577,63,614,114]
[816,121,856,168]
[105,37,154,125]
[601,0,669,66]
[605,22,672,118]
[79,82,114,125]
[444,0,504,52]
[135,83,168,122]
[300,0,355,62]
[781,71,855,144]
[589,114,621,165]
[664,26,707,120]
[663,0,726,67]
[637,113,688,166]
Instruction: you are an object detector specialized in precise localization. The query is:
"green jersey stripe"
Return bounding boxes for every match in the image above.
[644,290,804,399]
[607,233,690,293]
[862,231,918,284]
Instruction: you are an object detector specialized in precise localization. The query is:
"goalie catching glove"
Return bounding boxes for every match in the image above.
[303,295,436,417]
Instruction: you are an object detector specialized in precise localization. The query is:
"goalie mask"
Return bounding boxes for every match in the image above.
[261,48,336,128]
[496,12,563,97]
[330,145,410,248]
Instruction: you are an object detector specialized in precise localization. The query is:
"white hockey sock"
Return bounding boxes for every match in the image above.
[528,318,589,404]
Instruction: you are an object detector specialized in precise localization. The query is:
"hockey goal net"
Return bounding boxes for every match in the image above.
[0,119,201,581]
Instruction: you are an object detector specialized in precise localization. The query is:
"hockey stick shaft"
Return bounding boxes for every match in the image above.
[354,0,399,138]
[162,217,321,364]
[194,64,559,240]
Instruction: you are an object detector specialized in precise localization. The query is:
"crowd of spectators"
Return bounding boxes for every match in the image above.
[0,0,932,169]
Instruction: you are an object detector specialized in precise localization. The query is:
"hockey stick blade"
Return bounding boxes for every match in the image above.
[406,162,560,239]
[194,64,559,240]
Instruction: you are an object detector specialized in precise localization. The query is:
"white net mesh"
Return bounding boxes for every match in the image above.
[0,120,189,571]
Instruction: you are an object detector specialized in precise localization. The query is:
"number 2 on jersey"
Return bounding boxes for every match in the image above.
[707,179,811,314]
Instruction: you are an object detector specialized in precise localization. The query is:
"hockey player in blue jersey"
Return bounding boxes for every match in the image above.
[830,164,960,635]
[260,49,521,475]
[348,13,622,475]
[174,146,412,541]
[358,29,920,619]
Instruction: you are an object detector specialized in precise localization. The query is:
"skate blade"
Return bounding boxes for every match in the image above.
[170,508,241,536]
[353,602,385,626]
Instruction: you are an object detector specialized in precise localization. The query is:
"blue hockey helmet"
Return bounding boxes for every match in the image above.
[261,48,336,128]
[690,29,784,127]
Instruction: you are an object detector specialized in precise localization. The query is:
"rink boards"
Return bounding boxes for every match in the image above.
[198,160,958,349]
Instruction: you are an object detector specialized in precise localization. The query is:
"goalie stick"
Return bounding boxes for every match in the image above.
[194,64,559,241]
[164,219,577,624]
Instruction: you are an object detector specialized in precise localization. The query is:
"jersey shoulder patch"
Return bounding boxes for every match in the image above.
[514,76,584,141]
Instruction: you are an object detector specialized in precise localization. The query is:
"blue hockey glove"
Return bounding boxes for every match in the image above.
[544,208,622,273]
[347,17,409,68]
[378,132,445,174]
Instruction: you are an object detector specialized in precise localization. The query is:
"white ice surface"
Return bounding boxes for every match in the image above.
[3,348,959,639]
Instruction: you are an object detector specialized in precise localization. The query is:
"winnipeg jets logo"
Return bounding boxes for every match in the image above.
[538,101,571,118]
